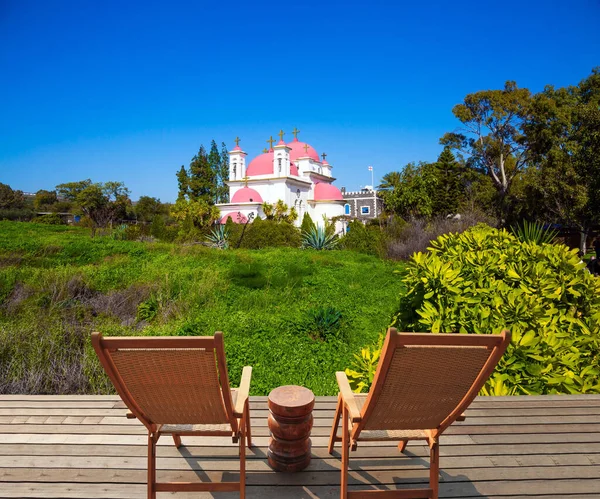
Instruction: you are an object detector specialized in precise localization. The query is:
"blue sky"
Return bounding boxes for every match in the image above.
[1,0,599,202]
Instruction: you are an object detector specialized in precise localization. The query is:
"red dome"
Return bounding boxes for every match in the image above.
[287,139,320,162]
[313,182,344,201]
[231,187,263,203]
[246,151,273,176]
[220,211,248,224]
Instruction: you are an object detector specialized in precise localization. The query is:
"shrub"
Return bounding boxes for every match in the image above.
[302,226,338,250]
[392,225,600,395]
[386,212,495,260]
[0,209,34,221]
[511,219,558,245]
[304,306,343,341]
[240,219,301,249]
[206,225,229,249]
[34,213,63,225]
[339,220,386,256]
[344,333,384,392]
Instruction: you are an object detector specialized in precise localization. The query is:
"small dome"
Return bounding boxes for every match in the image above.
[313,182,344,201]
[231,187,263,203]
[287,139,320,162]
[246,151,274,176]
[220,211,248,224]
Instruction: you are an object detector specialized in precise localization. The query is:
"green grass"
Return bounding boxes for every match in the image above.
[0,221,404,395]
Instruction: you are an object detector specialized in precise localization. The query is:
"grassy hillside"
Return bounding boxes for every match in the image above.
[0,221,403,395]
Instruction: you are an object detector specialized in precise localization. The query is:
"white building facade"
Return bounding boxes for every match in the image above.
[216,132,346,232]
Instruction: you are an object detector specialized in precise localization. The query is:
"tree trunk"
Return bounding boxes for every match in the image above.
[580,228,589,255]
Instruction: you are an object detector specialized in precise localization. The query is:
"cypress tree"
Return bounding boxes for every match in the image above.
[188,146,215,203]
[208,140,222,204]
[300,212,316,234]
[219,142,230,203]
[176,165,189,201]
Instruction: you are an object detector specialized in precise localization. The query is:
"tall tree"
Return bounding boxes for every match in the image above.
[176,165,189,201]
[33,190,58,211]
[0,183,25,209]
[188,145,216,203]
[378,162,437,219]
[431,147,465,216]
[135,196,163,222]
[524,68,600,252]
[218,142,230,204]
[440,81,532,213]
[56,180,131,237]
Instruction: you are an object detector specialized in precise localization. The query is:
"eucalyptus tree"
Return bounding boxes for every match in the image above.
[440,81,532,215]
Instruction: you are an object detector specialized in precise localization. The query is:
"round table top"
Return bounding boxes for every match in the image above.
[268,385,315,415]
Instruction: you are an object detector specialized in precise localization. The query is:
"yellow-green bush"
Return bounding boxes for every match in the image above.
[392,224,600,395]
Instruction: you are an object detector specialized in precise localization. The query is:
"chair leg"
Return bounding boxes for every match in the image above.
[328,394,342,455]
[245,399,252,448]
[430,438,439,499]
[240,420,246,499]
[340,404,349,499]
[148,433,156,499]
[172,434,182,448]
[398,440,407,453]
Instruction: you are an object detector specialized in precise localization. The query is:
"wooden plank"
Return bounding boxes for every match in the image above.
[1,452,597,472]
[2,481,600,498]
[2,442,600,459]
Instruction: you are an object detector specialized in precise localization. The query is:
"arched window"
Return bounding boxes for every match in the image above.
[344,204,351,215]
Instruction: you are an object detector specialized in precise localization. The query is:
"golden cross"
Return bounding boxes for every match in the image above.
[262,148,268,153]
[267,136,275,149]
[321,152,327,161]
[303,143,309,154]
[292,127,300,139]
[242,175,249,187]
[278,129,285,141]
[234,136,240,146]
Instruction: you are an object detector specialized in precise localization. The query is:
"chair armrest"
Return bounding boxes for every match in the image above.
[336,371,362,423]
[233,366,252,417]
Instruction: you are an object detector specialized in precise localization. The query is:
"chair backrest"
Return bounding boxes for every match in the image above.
[92,332,237,431]
[358,328,510,435]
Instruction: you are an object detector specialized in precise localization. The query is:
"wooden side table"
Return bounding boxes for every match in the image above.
[267,385,315,472]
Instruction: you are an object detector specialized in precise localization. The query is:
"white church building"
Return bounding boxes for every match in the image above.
[217,130,346,232]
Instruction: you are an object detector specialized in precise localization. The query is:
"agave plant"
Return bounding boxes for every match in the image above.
[206,225,230,249]
[302,226,338,250]
[511,220,558,245]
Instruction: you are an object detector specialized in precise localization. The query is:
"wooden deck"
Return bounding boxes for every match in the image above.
[1,394,600,498]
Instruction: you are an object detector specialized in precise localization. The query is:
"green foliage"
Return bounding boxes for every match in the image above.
[302,226,338,250]
[34,213,63,225]
[0,183,25,209]
[339,220,386,256]
[56,180,131,237]
[300,212,316,235]
[170,198,220,234]
[0,208,34,221]
[0,221,400,395]
[34,190,58,211]
[240,219,301,249]
[111,224,128,240]
[440,81,532,202]
[511,220,558,245]
[206,225,230,249]
[344,333,384,393]
[135,196,163,222]
[136,296,158,322]
[391,225,600,395]
[261,200,298,224]
[304,306,343,341]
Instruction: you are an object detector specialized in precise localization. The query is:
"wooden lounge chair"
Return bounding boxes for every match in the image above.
[92,332,252,499]
[329,328,510,499]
